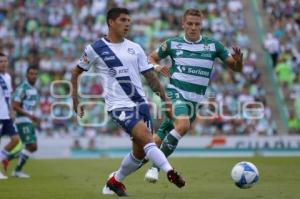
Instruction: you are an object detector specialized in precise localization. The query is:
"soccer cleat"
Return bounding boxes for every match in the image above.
[167,169,186,188]
[0,171,8,180]
[102,185,115,195]
[106,175,128,197]
[102,172,115,195]
[2,159,9,172]
[12,171,30,178]
[144,167,159,183]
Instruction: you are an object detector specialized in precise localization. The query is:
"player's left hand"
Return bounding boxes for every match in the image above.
[231,47,243,63]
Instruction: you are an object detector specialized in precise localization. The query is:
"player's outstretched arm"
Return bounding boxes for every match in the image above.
[143,70,173,119]
[148,51,169,77]
[224,47,244,72]
[71,66,85,118]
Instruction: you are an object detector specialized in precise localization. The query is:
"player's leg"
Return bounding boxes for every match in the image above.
[0,119,20,173]
[7,140,23,161]
[13,122,37,178]
[145,118,174,182]
[132,120,185,188]
[105,104,185,196]
[145,89,192,183]
[158,89,193,158]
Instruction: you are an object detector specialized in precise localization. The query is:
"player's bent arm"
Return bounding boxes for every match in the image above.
[12,101,31,118]
[71,66,85,116]
[143,70,167,101]
[148,51,169,76]
[12,101,39,123]
[143,70,173,118]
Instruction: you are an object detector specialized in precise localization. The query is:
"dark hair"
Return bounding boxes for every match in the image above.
[106,7,130,26]
[26,66,38,74]
[0,52,6,57]
[183,9,203,20]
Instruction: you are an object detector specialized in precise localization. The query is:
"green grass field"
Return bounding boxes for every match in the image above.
[1,157,300,199]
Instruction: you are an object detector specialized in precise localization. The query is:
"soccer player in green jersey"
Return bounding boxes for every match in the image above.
[11,66,40,178]
[145,9,244,182]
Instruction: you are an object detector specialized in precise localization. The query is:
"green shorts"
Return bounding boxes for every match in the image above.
[16,122,37,145]
[156,88,199,140]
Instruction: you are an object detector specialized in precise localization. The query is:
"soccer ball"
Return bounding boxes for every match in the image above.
[231,161,259,189]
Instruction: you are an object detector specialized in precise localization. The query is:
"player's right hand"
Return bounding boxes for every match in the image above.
[73,98,84,118]
[165,99,173,119]
[28,115,41,127]
[155,65,170,77]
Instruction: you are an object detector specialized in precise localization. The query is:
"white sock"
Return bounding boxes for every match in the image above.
[114,152,142,182]
[170,129,182,140]
[0,150,9,160]
[20,149,32,157]
[144,143,172,173]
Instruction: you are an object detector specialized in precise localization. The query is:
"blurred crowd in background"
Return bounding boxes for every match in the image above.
[263,0,300,134]
[1,0,292,145]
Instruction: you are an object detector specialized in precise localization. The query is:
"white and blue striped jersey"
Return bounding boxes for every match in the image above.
[77,38,153,111]
[0,73,12,119]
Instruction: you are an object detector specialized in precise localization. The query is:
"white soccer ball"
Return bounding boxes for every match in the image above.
[231,161,259,189]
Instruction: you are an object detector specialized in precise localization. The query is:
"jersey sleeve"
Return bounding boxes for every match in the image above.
[216,41,230,62]
[137,45,154,74]
[77,44,97,71]
[13,84,25,103]
[156,39,171,59]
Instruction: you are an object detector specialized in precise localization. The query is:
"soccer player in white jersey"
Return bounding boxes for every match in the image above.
[0,53,20,180]
[71,8,185,196]
[144,9,244,183]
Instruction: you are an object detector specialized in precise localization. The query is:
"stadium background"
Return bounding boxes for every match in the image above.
[1,0,300,199]
[0,0,300,156]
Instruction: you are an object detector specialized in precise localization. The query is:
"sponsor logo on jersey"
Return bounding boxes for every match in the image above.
[200,53,212,58]
[101,51,110,56]
[176,50,183,56]
[127,48,135,54]
[176,43,183,49]
[187,68,210,76]
[108,68,117,77]
[103,56,116,61]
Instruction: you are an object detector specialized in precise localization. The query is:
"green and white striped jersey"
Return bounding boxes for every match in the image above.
[13,81,39,124]
[157,36,230,102]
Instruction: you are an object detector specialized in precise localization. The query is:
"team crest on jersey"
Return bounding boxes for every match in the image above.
[80,52,89,64]
[204,44,210,51]
[127,48,135,54]
[161,41,167,51]
[108,68,117,77]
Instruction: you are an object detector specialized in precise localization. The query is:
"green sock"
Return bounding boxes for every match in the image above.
[153,132,179,170]
[15,153,29,172]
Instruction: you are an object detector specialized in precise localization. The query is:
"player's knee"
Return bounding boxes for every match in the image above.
[10,135,20,145]
[175,119,190,134]
[153,134,162,147]
[26,144,37,152]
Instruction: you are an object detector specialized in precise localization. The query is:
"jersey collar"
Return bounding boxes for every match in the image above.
[183,35,202,44]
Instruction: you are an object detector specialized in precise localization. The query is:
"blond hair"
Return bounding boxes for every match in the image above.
[183,9,203,20]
